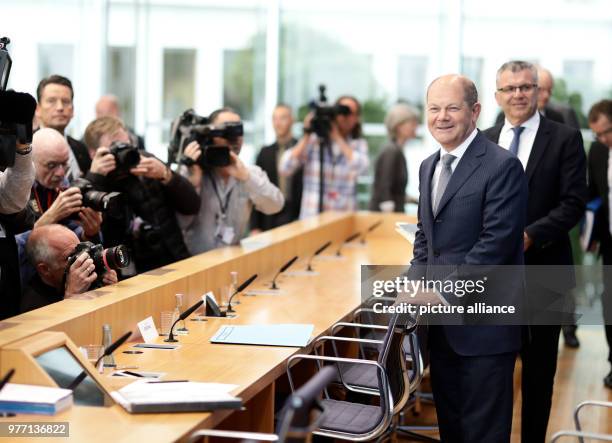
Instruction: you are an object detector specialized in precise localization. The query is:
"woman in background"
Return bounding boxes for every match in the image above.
[369,102,419,212]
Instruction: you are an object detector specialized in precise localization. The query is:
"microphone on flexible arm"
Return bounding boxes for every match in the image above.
[306,241,332,271]
[335,232,361,256]
[226,274,258,314]
[68,331,132,391]
[271,256,298,290]
[361,220,383,244]
[164,299,204,343]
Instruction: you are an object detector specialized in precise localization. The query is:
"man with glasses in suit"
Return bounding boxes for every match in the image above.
[483,60,587,443]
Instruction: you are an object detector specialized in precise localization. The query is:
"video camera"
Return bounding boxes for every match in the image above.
[66,241,130,289]
[307,85,351,141]
[168,109,243,169]
[0,37,37,168]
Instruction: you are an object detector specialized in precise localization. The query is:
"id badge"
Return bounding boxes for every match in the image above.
[221,226,235,245]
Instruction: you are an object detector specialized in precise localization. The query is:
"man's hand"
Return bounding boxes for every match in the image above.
[130,156,172,183]
[523,232,533,251]
[35,187,82,227]
[183,141,202,163]
[90,147,116,176]
[394,287,446,306]
[222,151,250,181]
[64,252,97,297]
[78,207,102,238]
[102,270,118,286]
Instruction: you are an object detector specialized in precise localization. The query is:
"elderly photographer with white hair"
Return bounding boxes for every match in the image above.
[369,102,419,212]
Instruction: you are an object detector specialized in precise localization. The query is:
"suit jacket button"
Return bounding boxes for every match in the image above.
[433,251,440,257]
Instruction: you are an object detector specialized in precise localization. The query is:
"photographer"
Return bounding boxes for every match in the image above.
[178,107,284,254]
[84,116,200,273]
[279,95,369,219]
[21,224,118,313]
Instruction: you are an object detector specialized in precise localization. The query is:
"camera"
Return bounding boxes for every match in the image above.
[0,37,36,168]
[107,141,140,178]
[66,241,130,288]
[307,85,351,141]
[71,178,123,216]
[168,109,244,168]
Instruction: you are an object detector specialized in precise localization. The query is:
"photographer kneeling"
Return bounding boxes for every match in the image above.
[84,116,200,273]
[178,107,284,254]
[21,224,120,313]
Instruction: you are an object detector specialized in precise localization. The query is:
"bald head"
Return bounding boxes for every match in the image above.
[27,224,79,289]
[95,95,121,119]
[32,128,70,188]
[537,67,554,110]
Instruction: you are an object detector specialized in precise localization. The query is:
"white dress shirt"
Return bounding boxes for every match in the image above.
[431,128,478,206]
[498,111,540,170]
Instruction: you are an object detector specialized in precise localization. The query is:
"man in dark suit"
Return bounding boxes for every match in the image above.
[483,60,587,443]
[411,74,528,443]
[251,104,302,232]
[36,75,91,179]
[586,99,612,389]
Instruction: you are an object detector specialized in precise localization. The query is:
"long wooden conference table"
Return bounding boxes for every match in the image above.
[0,211,413,442]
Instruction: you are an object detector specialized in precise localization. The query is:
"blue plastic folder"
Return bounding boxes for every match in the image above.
[210,324,314,347]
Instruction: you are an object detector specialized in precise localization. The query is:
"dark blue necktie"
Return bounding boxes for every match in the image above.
[509,126,525,156]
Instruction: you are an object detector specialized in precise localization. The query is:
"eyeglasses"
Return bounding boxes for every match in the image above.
[594,126,612,141]
[497,84,538,94]
[43,161,69,171]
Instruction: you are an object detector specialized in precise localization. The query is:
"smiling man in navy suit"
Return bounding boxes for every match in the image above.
[411,74,528,443]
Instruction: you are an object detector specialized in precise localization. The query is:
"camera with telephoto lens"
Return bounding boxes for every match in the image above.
[168,109,244,169]
[66,242,130,288]
[107,141,140,179]
[0,37,37,168]
[70,178,123,217]
[306,84,351,141]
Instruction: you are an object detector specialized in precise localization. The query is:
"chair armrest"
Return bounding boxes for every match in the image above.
[286,353,391,400]
[188,429,278,442]
[331,321,389,336]
[574,400,612,435]
[550,430,612,442]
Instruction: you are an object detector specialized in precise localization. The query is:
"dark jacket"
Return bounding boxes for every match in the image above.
[67,136,92,174]
[483,116,588,290]
[588,141,612,254]
[369,140,407,212]
[21,273,63,313]
[251,138,302,231]
[85,156,201,273]
[411,131,527,356]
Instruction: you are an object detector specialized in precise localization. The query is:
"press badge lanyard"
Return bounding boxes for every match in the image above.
[209,175,233,220]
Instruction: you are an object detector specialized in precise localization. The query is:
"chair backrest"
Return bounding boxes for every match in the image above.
[377,313,415,414]
[276,365,337,443]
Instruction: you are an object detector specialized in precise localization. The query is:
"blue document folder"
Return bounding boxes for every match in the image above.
[210,324,314,347]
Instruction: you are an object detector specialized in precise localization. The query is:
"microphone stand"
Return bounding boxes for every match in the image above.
[226,274,258,314]
[306,241,331,272]
[165,300,204,343]
[360,220,382,244]
[335,232,360,256]
[271,256,298,289]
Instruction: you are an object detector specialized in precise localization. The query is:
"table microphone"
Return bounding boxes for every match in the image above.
[227,273,258,313]
[361,220,382,244]
[335,232,360,256]
[165,299,204,343]
[271,256,298,289]
[306,241,331,271]
[68,331,132,391]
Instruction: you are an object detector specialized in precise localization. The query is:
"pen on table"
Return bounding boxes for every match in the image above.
[146,380,189,383]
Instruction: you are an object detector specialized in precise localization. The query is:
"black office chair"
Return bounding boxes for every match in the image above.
[549,400,612,442]
[187,365,337,443]
[286,312,415,441]
[342,299,439,442]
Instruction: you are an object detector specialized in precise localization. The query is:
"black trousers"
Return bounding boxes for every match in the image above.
[429,327,516,443]
[520,324,561,443]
